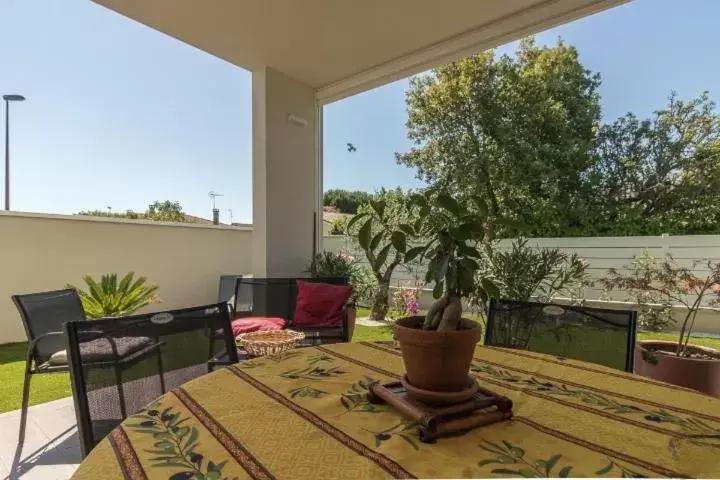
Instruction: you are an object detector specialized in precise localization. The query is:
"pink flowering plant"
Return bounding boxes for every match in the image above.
[600,250,720,357]
[402,287,421,316]
[390,286,422,319]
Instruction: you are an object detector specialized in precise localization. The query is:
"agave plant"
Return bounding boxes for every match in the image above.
[68,272,160,319]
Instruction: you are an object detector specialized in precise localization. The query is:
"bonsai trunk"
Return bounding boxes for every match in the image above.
[423,293,462,331]
[370,280,390,321]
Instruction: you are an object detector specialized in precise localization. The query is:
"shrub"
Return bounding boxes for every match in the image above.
[68,272,160,319]
[600,251,720,354]
[307,250,376,306]
[327,217,347,235]
[472,238,591,319]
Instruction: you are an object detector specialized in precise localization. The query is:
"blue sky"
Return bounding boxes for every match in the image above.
[1,0,718,223]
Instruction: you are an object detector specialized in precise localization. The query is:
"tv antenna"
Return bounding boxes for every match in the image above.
[208,191,223,209]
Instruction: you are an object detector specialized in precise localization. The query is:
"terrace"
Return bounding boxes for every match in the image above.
[2,0,720,478]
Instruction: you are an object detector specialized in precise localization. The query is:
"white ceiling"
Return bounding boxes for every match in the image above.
[92,0,626,101]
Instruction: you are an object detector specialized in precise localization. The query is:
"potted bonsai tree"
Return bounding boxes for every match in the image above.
[601,252,720,396]
[387,191,504,404]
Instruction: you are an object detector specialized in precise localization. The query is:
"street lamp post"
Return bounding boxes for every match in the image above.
[3,94,26,211]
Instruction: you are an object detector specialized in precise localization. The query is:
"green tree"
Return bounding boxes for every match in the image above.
[145,200,186,222]
[396,38,601,237]
[323,189,374,214]
[78,200,191,223]
[583,92,720,235]
[347,188,418,320]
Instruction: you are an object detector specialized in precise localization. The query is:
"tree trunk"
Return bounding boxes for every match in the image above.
[370,281,390,321]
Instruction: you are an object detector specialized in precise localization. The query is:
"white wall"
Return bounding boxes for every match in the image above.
[0,212,253,343]
[324,234,720,333]
[252,66,319,277]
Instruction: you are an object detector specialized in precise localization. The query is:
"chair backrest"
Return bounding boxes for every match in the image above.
[64,302,237,456]
[233,277,348,320]
[218,275,245,303]
[485,299,637,372]
[12,288,86,366]
[234,277,350,345]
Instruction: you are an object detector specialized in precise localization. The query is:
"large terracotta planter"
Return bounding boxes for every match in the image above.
[634,340,720,397]
[394,316,481,393]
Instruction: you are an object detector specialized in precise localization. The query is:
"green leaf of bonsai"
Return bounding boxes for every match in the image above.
[358,218,372,250]
[369,231,384,251]
[404,246,426,263]
[432,280,444,299]
[473,196,489,217]
[435,256,449,285]
[374,244,392,271]
[458,244,482,258]
[398,223,415,236]
[436,194,461,216]
[391,231,407,253]
[346,212,369,231]
[408,193,428,209]
[371,200,386,218]
[459,257,480,271]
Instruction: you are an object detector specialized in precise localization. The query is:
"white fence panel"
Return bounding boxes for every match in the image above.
[323,234,720,333]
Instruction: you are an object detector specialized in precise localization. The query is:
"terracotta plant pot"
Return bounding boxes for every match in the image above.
[400,374,479,406]
[394,316,481,393]
[634,340,720,397]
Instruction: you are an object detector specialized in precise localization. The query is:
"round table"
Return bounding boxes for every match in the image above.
[72,342,720,479]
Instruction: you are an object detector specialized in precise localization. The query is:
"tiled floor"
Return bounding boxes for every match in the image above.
[0,397,80,480]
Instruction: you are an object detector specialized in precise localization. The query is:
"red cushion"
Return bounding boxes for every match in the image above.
[231,316,287,336]
[293,280,352,327]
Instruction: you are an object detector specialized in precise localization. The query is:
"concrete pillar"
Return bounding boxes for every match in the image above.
[252,66,320,277]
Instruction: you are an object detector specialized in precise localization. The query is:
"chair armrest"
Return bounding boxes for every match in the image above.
[26,331,66,369]
[29,331,65,352]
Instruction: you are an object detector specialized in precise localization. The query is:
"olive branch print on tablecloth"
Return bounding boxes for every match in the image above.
[478,440,646,478]
[478,439,574,478]
[363,421,420,451]
[126,403,234,480]
[288,385,328,399]
[236,350,307,370]
[472,363,720,440]
[280,365,346,380]
[339,377,388,415]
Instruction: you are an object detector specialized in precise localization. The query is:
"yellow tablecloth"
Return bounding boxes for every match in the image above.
[72,342,720,479]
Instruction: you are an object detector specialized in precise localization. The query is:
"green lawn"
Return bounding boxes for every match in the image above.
[1,319,718,414]
[0,342,71,414]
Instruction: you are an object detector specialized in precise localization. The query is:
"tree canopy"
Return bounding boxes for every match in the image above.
[78,200,191,223]
[396,38,720,237]
[323,189,374,214]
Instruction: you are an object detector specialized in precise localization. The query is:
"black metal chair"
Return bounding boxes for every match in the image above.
[218,275,246,309]
[11,289,88,444]
[485,299,637,372]
[65,302,237,456]
[233,277,351,347]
